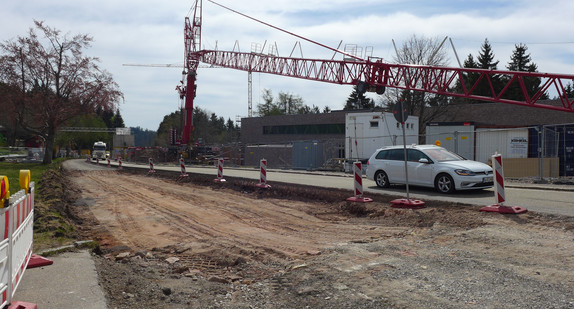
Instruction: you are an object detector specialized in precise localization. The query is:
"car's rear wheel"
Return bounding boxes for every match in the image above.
[374,171,390,188]
[435,173,455,194]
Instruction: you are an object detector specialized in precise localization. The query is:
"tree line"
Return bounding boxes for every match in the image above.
[0,21,122,163]
[155,107,240,146]
[2,21,567,162]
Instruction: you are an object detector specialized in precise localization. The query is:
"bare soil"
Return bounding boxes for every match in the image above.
[62,163,574,308]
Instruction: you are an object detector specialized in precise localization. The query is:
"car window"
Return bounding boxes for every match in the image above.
[423,148,464,162]
[407,149,430,162]
[375,150,388,160]
[389,149,405,161]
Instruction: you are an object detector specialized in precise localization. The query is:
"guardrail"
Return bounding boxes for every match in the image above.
[0,171,34,308]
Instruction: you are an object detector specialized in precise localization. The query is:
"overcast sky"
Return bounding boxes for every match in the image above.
[2,0,574,130]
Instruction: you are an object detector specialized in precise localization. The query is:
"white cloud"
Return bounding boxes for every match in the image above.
[1,0,573,131]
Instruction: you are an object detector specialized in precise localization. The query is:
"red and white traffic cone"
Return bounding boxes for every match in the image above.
[148,157,156,174]
[178,157,188,179]
[346,161,373,203]
[256,159,271,188]
[214,158,226,182]
[480,154,527,214]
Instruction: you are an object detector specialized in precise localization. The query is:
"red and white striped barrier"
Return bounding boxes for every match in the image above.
[0,171,42,308]
[214,158,226,182]
[118,157,123,170]
[178,158,188,179]
[256,159,271,188]
[148,158,156,174]
[480,154,527,214]
[346,161,372,203]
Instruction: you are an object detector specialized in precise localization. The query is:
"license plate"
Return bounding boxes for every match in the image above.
[483,177,493,183]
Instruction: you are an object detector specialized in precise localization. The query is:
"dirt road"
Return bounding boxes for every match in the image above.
[65,162,574,308]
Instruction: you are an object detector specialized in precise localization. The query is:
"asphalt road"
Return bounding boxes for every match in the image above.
[85,159,574,217]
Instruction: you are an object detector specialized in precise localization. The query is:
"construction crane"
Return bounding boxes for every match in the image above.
[178,0,574,146]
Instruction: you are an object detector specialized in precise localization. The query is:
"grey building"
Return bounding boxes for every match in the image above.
[240,111,347,169]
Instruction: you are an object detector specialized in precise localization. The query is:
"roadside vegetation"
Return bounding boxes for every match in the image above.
[0,159,78,252]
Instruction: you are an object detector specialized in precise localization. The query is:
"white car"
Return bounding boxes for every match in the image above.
[366,145,493,194]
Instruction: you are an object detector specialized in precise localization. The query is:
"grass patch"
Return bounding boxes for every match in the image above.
[0,158,65,192]
[0,158,78,252]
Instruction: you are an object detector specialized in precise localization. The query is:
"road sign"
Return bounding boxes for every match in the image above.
[393,101,409,123]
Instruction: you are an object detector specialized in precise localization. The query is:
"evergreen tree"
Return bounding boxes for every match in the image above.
[256,89,282,116]
[131,126,156,147]
[112,109,125,128]
[277,92,304,114]
[454,54,478,103]
[100,109,114,128]
[503,43,548,100]
[476,39,499,70]
[463,53,478,69]
[344,85,374,110]
[255,89,320,116]
[456,39,502,102]
[155,109,182,146]
[565,83,574,98]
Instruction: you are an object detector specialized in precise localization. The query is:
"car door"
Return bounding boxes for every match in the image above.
[385,149,406,183]
[407,149,434,187]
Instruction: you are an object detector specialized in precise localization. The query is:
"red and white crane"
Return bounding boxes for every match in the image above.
[178,0,574,145]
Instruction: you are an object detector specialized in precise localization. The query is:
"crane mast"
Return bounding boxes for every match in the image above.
[179,0,574,145]
[180,0,202,146]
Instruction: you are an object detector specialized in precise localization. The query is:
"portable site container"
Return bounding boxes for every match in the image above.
[528,124,574,176]
[426,122,475,160]
[345,112,419,162]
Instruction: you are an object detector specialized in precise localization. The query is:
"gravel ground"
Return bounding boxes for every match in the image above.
[59,162,574,308]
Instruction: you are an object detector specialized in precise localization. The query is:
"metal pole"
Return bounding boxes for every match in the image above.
[537,126,542,180]
[541,126,545,180]
[401,100,410,201]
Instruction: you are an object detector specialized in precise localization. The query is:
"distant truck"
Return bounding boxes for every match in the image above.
[92,141,107,160]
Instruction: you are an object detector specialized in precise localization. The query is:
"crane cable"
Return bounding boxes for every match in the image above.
[206,0,365,62]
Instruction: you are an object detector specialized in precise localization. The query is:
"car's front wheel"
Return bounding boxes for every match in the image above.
[374,171,390,188]
[435,173,455,194]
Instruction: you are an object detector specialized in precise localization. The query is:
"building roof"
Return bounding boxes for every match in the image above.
[430,100,574,127]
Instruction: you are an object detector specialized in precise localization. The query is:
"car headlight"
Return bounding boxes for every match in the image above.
[455,169,475,176]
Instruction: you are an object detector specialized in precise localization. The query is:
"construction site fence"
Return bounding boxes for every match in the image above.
[242,124,574,178]
[119,145,243,167]
[0,183,34,308]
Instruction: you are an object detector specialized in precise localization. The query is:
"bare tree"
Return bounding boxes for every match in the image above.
[0,20,122,163]
[380,34,450,143]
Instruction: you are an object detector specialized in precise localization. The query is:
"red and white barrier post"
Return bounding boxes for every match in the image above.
[148,157,156,174]
[480,154,527,214]
[256,159,271,188]
[178,157,188,179]
[214,158,226,182]
[107,158,111,168]
[118,157,123,170]
[346,161,373,203]
[0,170,50,309]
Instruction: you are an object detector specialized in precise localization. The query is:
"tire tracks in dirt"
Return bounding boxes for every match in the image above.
[69,170,401,261]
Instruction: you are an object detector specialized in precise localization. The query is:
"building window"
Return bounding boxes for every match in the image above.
[263,123,345,135]
[370,121,379,128]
